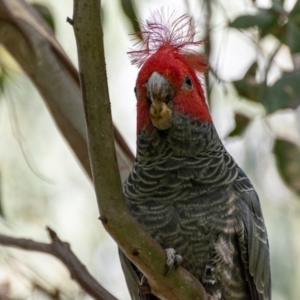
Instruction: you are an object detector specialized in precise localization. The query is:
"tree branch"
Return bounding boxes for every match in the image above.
[72,1,209,299]
[0,228,117,300]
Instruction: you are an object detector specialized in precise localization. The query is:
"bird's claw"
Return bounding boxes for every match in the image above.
[164,248,182,275]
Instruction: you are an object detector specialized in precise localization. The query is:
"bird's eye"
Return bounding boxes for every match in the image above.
[134,87,137,95]
[184,76,192,88]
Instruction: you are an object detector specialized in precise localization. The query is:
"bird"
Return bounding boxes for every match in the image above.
[119,11,271,300]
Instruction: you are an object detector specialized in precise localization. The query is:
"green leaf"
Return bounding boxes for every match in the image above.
[229,10,277,33]
[230,3,300,52]
[233,62,263,101]
[32,3,55,33]
[272,0,284,11]
[234,79,263,101]
[245,61,257,77]
[290,0,300,24]
[274,139,300,196]
[262,69,300,113]
[120,0,140,33]
[286,21,300,53]
[268,3,300,51]
[228,113,251,137]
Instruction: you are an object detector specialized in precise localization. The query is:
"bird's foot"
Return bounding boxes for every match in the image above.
[203,263,216,285]
[164,248,182,275]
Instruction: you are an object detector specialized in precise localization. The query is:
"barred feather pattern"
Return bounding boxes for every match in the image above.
[122,112,271,300]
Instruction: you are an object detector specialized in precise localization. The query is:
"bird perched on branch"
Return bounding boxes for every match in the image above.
[119,11,271,300]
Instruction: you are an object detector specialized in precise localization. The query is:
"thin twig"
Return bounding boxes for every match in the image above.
[0,228,117,300]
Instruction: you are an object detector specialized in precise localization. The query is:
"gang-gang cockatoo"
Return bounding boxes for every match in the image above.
[119,11,271,300]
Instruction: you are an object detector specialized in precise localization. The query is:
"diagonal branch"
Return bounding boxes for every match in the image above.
[72,0,209,299]
[0,228,117,300]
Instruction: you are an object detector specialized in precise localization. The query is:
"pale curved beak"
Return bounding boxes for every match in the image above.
[147,72,174,130]
[146,72,174,105]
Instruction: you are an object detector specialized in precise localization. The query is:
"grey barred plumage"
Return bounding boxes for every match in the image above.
[121,112,271,300]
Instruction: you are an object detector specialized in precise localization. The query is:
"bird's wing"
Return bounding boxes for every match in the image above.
[234,167,271,300]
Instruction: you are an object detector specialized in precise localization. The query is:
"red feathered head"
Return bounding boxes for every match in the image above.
[129,11,211,132]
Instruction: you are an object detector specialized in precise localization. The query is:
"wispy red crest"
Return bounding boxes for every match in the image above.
[128,10,206,71]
